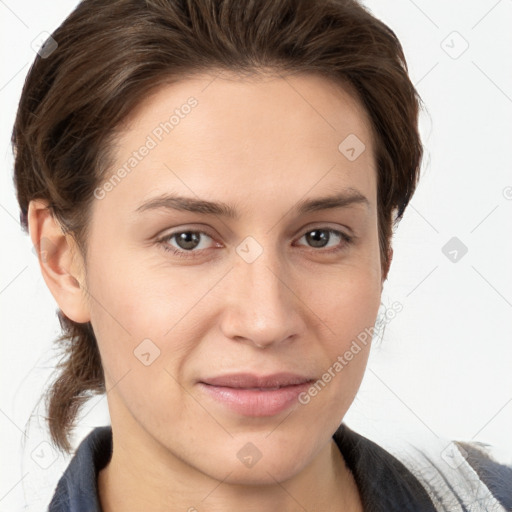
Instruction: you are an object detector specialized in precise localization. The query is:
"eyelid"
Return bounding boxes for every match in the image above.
[156,224,218,241]
[292,221,355,243]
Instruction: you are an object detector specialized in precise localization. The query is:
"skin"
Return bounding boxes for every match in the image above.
[29,70,392,511]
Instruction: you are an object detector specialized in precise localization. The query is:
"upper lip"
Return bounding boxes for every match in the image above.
[200,372,314,389]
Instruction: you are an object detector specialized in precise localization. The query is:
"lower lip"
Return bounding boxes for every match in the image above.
[198,381,313,417]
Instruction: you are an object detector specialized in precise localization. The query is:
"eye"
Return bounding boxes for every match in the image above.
[156,226,354,260]
[157,230,219,259]
[295,228,353,253]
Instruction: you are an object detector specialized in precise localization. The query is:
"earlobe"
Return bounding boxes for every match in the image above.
[27,199,91,324]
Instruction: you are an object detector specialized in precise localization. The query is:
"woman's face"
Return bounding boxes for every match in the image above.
[82,71,383,484]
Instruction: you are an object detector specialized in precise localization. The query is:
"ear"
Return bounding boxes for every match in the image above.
[28,199,91,323]
[381,246,393,288]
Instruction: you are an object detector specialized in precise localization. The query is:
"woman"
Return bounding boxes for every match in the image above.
[12,0,510,510]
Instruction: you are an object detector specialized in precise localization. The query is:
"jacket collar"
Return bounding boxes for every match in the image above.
[49,423,437,511]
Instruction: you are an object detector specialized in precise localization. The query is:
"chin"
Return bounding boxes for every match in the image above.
[210,460,304,487]
[190,439,311,487]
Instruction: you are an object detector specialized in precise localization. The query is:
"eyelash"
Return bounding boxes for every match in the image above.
[156,228,354,260]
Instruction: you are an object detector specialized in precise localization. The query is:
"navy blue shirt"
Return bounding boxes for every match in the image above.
[48,424,511,511]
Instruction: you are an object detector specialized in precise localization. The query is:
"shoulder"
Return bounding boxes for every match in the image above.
[48,426,112,512]
[334,424,438,511]
[378,430,512,512]
[333,424,512,512]
[452,440,512,510]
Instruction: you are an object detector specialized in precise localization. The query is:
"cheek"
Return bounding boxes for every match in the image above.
[85,258,191,425]
[86,239,179,334]
[300,261,381,403]
[297,274,378,428]
[307,261,382,343]
[85,246,217,384]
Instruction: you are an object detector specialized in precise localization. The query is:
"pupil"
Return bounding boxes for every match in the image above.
[176,232,200,250]
[306,230,329,248]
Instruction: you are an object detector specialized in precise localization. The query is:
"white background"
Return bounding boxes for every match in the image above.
[1,0,511,510]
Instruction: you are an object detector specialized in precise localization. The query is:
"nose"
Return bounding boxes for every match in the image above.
[219,248,307,349]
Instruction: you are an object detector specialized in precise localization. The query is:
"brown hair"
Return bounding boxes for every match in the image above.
[12,0,423,453]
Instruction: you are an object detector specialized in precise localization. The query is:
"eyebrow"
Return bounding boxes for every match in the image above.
[134,188,370,219]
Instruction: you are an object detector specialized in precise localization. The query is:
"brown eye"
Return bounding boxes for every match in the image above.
[157,230,218,258]
[296,228,352,252]
[173,231,202,251]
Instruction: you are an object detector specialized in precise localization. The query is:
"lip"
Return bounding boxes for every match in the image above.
[198,372,315,417]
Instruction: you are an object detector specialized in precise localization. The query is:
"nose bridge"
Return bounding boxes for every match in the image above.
[243,250,284,305]
[239,240,288,312]
[221,238,304,347]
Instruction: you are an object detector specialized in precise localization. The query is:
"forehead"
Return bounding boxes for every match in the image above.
[119,70,375,151]
[99,71,377,216]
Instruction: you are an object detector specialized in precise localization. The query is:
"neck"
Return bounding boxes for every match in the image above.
[98,426,362,512]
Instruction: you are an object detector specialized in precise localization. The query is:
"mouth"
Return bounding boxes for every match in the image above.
[200,372,314,388]
[198,372,315,416]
